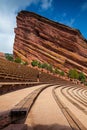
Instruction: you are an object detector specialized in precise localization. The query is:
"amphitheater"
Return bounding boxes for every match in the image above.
[0,57,87,130]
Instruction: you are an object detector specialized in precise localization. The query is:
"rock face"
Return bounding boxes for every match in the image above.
[0,52,5,59]
[13,11,87,75]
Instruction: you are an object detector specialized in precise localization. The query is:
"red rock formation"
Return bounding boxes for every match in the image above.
[0,52,5,59]
[13,11,87,75]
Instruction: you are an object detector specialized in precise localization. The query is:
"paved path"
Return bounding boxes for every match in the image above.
[1,83,87,130]
[25,84,87,130]
[55,86,87,129]
[25,85,72,130]
[0,84,46,112]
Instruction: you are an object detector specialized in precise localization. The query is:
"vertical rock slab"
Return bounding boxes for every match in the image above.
[13,11,87,74]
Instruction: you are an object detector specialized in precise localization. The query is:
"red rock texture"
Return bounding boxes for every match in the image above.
[13,11,87,75]
[0,52,5,59]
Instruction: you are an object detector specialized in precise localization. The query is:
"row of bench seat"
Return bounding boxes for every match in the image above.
[0,58,39,82]
[0,58,60,83]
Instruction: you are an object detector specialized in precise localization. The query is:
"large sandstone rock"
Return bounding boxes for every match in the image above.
[13,11,87,75]
[0,52,5,59]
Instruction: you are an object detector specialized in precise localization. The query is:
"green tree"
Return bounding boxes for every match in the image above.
[5,53,14,61]
[68,69,79,79]
[79,72,86,83]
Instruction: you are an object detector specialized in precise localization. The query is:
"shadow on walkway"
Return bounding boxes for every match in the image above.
[27,123,78,130]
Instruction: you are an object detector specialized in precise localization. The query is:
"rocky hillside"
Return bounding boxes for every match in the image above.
[13,11,87,75]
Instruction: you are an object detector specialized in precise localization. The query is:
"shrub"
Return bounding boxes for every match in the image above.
[79,72,86,83]
[38,62,42,68]
[5,53,14,61]
[47,64,53,72]
[55,68,60,74]
[68,69,79,79]
[24,61,28,65]
[31,60,39,67]
[60,71,65,76]
[21,61,28,65]
[41,63,48,69]
[14,57,22,63]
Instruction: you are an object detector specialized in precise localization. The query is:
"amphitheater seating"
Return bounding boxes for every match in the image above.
[0,57,61,95]
[0,58,39,82]
[39,72,60,83]
[0,58,60,83]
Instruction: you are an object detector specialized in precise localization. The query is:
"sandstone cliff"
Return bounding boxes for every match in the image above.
[0,52,5,59]
[13,11,87,75]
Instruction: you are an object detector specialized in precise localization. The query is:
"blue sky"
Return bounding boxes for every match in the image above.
[0,0,87,53]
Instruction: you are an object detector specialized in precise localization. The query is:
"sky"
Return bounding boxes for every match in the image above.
[0,0,87,53]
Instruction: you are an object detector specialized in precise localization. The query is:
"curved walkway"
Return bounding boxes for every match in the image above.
[25,85,72,130]
[0,84,46,112]
[25,84,87,130]
[1,82,87,130]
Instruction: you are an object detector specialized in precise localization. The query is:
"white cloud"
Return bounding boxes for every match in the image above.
[81,2,87,11]
[66,18,75,27]
[0,0,53,53]
[40,0,52,10]
[62,13,67,17]
[53,13,75,28]
[0,34,14,53]
[60,13,75,27]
